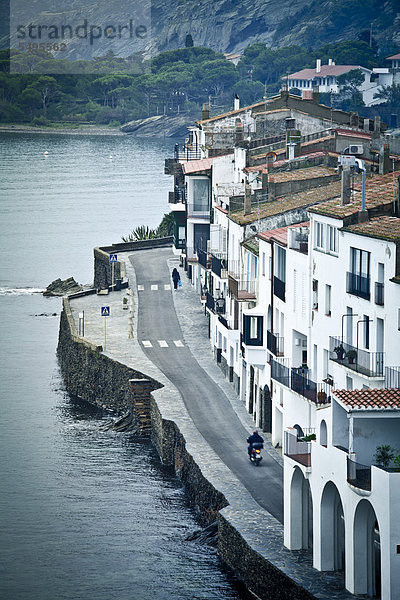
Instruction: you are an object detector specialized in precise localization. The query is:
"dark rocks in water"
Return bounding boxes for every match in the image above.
[185,521,218,546]
[120,114,195,138]
[43,277,83,297]
[34,312,58,317]
[100,412,138,433]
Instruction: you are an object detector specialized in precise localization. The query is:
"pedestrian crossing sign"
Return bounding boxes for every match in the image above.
[109,254,118,262]
[101,306,110,316]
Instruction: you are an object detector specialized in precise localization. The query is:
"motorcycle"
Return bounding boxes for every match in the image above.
[249,442,263,466]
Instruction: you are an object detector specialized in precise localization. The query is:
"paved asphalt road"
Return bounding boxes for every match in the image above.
[130,249,283,522]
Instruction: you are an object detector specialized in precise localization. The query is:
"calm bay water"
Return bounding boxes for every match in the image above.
[0,132,246,600]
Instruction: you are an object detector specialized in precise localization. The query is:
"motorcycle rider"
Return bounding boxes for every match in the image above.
[247,429,264,457]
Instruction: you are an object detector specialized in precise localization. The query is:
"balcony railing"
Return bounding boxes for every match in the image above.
[227,259,240,279]
[267,330,284,356]
[187,203,210,218]
[329,337,384,377]
[211,254,228,278]
[375,282,384,306]
[385,366,400,388]
[346,272,370,300]
[205,291,215,312]
[197,248,210,269]
[174,144,202,161]
[347,456,371,491]
[228,275,257,300]
[273,276,286,302]
[271,359,332,405]
[284,429,311,467]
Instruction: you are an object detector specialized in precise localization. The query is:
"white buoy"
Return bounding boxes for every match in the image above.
[109,155,113,159]
[43,151,49,155]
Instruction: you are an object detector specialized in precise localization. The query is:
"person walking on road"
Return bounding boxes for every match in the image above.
[171,267,181,290]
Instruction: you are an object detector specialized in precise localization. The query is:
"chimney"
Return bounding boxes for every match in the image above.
[234,94,240,111]
[312,86,320,103]
[358,170,368,222]
[235,118,244,144]
[374,115,381,133]
[316,59,321,73]
[244,182,252,215]
[379,143,391,175]
[341,167,351,205]
[328,58,333,66]
[201,102,210,120]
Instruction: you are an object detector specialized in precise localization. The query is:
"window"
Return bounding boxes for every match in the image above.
[313,279,318,310]
[261,252,266,276]
[364,315,370,349]
[192,178,210,212]
[325,284,331,316]
[327,225,338,254]
[250,317,258,339]
[275,245,286,282]
[315,221,324,249]
[348,247,371,299]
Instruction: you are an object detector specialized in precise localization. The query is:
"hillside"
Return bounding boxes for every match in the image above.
[3,0,399,60]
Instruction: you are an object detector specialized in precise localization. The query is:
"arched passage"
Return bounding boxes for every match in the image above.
[289,466,313,549]
[353,500,381,597]
[320,481,345,571]
[320,420,327,447]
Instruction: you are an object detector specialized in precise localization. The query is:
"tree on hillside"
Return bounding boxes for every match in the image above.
[373,83,400,107]
[336,69,365,110]
[185,34,194,48]
[28,76,60,116]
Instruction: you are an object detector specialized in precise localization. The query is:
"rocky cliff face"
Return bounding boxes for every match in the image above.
[5,0,399,59]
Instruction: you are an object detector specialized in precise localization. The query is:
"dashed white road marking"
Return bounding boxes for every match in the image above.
[158,340,168,347]
[142,340,152,347]
[164,284,171,290]
[173,340,184,347]
[151,284,158,290]
[138,285,144,291]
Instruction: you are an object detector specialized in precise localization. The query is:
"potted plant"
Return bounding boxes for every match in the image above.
[333,344,345,360]
[122,297,128,309]
[374,445,395,468]
[317,390,327,403]
[345,349,357,364]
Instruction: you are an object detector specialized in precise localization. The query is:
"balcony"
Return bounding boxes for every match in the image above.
[284,428,311,467]
[271,359,332,405]
[273,276,286,302]
[385,366,400,388]
[329,337,384,377]
[169,186,186,204]
[187,203,210,219]
[174,144,202,161]
[346,272,370,300]
[211,254,228,278]
[375,282,384,306]
[228,276,257,300]
[347,456,371,491]
[267,330,284,356]
[197,248,210,269]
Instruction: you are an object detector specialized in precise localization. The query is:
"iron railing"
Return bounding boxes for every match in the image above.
[270,359,332,404]
[346,272,370,300]
[375,282,384,306]
[211,254,228,278]
[197,248,209,269]
[385,366,400,388]
[347,456,371,491]
[174,144,202,161]
[267,330,284,356]
[273,276,285,302]
[329,337,384,377]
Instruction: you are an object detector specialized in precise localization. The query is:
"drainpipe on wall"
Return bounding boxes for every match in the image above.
[270,241,274,401]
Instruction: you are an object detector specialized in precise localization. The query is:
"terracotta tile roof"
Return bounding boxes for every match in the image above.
[230,181,341,225]
[387,53,400,60]
[288,65,366,79]
[342,216,400,242]
[309,170,400,219]
[334,389,400,411]
[258,221,309,246]
[269,166,336,183]
[336,128,371,140]
[182,157,214,174]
